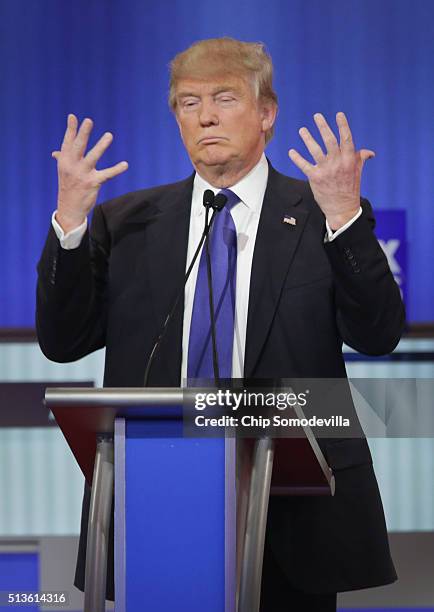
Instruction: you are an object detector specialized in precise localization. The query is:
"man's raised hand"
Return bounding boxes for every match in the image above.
[288,112,375,230]
[52,114,128,232]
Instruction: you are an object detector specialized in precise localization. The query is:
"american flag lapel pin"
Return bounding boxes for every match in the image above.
[283,215,297,226]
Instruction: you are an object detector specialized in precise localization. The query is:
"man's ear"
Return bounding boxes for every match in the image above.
[260,101,278,133]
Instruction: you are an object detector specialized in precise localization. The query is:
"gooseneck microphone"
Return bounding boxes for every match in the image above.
[204,214,219,385]
[143,189,227,387]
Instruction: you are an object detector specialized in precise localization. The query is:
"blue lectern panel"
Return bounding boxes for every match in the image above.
[125,419,225,611]
[0,553,39,612]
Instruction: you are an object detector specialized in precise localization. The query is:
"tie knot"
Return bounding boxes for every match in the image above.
[217,189,240,211]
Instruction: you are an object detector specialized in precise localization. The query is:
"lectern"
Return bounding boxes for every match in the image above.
[45,388,334,612]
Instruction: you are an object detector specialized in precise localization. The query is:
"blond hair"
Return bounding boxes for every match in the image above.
[169,37,278,143]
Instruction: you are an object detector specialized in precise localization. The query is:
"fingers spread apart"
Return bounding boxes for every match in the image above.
[60,113,78,150]
[97,161,129,183]
[288,148,314,176]
[336,112,355,153]
[298,126,325,163]
[73,117,94,158]
[84,132,113,168]
[313,113,339,155]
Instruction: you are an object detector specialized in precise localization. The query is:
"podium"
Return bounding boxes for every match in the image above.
[45,388,334,612]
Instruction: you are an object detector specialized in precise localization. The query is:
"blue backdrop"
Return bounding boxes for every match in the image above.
[1,0,433,326]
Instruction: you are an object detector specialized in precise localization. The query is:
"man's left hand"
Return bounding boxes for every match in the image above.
[288,112,375,230]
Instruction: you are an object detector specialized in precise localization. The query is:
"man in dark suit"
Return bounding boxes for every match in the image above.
[37,38,405,611]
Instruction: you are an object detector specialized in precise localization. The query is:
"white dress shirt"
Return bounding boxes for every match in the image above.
[52,154,362,383]
[181,154,269,381]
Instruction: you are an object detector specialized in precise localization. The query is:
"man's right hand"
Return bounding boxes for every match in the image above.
[52,114,128,233]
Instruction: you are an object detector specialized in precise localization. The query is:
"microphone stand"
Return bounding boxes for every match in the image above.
[143,190,227,387]
[205,205,219,386]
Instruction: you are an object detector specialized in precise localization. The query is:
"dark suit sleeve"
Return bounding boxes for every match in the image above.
[36,205,110,362]
[324,198,406,355]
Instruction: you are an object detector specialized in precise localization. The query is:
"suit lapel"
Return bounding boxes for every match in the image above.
[244,166,309,377]
[130,175,194,386]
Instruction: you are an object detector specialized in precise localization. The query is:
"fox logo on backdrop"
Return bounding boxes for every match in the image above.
[375,210,407,305]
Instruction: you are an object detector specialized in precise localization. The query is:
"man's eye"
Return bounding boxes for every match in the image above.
[183,100,199,108]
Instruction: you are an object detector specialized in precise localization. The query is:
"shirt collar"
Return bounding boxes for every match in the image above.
[192,153,269,216]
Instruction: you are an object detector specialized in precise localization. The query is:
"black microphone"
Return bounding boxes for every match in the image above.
[212,193,227,211]
[143,190,225,387]
[202,189,214,235]
[203,188,215,209]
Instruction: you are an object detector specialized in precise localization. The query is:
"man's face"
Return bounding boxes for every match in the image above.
[174,75,275,178]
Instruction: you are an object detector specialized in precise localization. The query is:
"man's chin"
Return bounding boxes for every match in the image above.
[195,150,234,168]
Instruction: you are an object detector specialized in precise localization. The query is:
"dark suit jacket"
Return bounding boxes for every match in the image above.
[36,163,405,598]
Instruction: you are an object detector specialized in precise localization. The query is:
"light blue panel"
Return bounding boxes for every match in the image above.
[348,362,434,379]
[345,347,434,532]
[0,428,84,536]
[0,344,105,385]
[125,420,225,611]
[368,438,434,532]
[0,343,104,536]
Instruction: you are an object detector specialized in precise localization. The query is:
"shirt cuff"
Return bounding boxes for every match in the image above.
[52,211,88,250]
[324,207,363,243]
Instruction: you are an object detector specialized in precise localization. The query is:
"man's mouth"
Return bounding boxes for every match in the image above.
[197,136,227,145]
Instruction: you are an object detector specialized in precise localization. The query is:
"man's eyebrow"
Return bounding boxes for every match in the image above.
[210,86,240,95]
[177,91,200,99]
[177,86,241,99]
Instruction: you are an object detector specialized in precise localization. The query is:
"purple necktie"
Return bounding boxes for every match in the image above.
[187,189,240,383]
